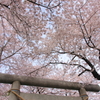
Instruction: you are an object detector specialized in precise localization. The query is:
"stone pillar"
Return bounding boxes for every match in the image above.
[8,81,20,100]
[79,88,88,100]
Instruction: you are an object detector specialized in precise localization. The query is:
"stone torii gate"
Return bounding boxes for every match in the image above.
[0,73,100,100]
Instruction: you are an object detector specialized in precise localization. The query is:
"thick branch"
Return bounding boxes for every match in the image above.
[55,51,100,80]
[70,53,100,80]
[92,69,100,80]
[0,3,9,9]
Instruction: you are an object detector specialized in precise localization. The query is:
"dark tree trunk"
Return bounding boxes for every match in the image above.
[92,69,100,80]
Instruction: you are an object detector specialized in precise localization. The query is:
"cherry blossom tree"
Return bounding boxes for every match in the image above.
[0,0,100,100]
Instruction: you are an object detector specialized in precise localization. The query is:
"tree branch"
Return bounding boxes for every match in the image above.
[0,38,11,62]
[53,51,100,80]
[2,47,22,61]
[0,3,9,9]
[91,69,100,80]
[27,0,61,10]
